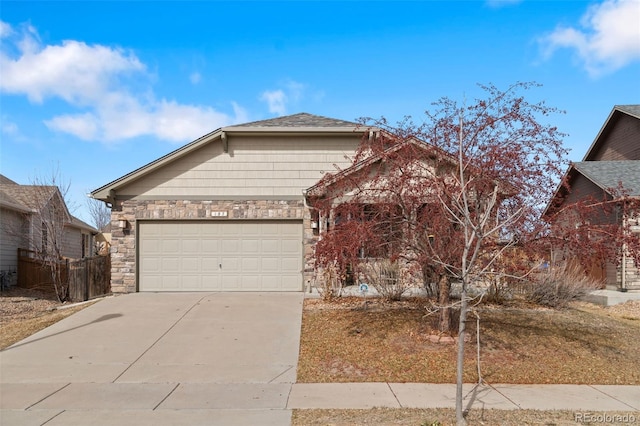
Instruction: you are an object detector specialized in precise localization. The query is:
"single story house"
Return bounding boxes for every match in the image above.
[90,113,374,293]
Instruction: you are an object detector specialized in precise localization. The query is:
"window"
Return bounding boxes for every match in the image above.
[41,222,48,254]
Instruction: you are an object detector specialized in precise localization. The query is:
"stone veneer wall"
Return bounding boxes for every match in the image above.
[109,199,317,293]
[618,257,640,291]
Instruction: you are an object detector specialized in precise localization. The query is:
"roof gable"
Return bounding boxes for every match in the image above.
[583,104,640,161]
[91,112,370,202]
[306,136,449,198]
[0,184,58,212]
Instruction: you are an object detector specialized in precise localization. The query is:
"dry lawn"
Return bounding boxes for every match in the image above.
[292,408,639,425]
[0,287,95,350]
[297,297,640,385]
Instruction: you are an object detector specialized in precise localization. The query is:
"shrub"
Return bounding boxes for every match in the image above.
[361,259,411,301]
[314,262,343,301]
[525,262,601,308]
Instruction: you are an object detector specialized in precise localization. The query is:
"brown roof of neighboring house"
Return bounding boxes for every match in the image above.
[0,174,18,185]
[0,174,96,232]
[0,183,58,212]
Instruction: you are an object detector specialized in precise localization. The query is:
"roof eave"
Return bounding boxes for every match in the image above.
[221,126,372,135]
[0,199,34,213]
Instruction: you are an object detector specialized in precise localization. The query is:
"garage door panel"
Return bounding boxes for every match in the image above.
[163,258,180,274]
[261,239,280,252]
[261,258,279,272]
[141,257,159,273]
[242,239,260,253]
[181,239,200,254]
[220,256,239,273]
[181,275,203,290]
[162,239,180,254]
[222,275,241,290]
[281,240,299,254]
[262,276,282,289]
[242,258,261,274]
[202,259,219,272]
[139,220,302,292]
[161,275,181,289]
[202,239,220,254]
[281,257,300,273]
[181,224,201,236]
[240,275,259,289]
[181,257,200,273]
[222,239,240,254]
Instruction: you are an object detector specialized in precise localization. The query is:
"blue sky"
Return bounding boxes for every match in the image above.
[1,0,639,224]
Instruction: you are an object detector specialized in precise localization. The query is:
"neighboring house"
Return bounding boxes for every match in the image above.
[546,105,640,291]
[0,175,98,282]
[94,223,112,256]
[90,113,370,293]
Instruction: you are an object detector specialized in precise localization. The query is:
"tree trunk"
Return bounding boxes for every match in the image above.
[438,274,451,332]
[455,283,468,426]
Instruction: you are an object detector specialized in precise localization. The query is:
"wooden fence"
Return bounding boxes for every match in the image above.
[17,249,111,302]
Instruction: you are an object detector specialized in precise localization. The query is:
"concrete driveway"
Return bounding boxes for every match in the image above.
[0,292,304,425]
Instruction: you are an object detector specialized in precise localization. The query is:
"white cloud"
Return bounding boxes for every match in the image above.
[259,79,307,116]
[540,0,640,76]
[45,93,240,142]
[0,20,244,143]
[0,21,13,38]
[260,89,288,115]
[45,112,100,140]
[189,71,201,85]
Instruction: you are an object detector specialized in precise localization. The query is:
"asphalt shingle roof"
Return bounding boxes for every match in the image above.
[573,161,640,196]
[227,112,359,128]
[0,174,18,185]
[0,184,57,211]
[616,104,640,118]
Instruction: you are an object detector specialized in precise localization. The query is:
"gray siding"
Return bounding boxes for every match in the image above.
[0,208,28,272]
[62,227,82,259]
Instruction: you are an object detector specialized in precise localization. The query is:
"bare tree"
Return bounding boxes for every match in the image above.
[1,168,76,301]
[86,196,111,231]
[30,169,78,302]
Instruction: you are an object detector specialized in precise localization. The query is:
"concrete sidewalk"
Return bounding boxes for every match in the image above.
[2,382,638,425]
[288,382,640,411]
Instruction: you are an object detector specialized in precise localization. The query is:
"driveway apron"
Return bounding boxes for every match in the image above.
[0,292,304,425]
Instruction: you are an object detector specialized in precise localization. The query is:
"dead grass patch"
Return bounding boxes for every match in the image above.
[292,408,638,425]
[297,297,640,384]
[0,287,95,350]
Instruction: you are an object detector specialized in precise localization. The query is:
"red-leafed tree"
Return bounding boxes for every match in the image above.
[309,82,640,425]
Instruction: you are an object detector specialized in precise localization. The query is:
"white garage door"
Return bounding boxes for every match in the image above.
[138,220,302,292]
